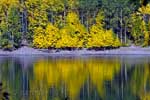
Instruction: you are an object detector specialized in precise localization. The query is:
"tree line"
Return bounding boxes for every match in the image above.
[0,0,150,50]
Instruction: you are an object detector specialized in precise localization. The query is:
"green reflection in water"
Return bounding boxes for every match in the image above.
[1,56,150,100]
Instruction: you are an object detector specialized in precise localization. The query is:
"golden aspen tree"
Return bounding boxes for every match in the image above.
[33,26,45,48]
[87,11,121,48]
[142,20,149,46]
[43,0,65,28]
[33,23,60,48]
[25,0,48,40]
[139,4,150,14]
[130,13,144,45]
[139,4,150,46]
[56,11,87,49]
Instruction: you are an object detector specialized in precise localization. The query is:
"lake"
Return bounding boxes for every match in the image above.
[0,55,150,100]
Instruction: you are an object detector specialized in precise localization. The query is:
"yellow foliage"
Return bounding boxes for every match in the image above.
[144,31,149,46]
[26,0,49,34]
[0,0,19,8]
[66,11,79,25]
[33,26,45,48]
[113,37,121,47]
[87,11,121,48]
[142,20,150,46]
[56,28,80,48]
[95,11,105,28]
[56,11,87,48]
[87,17,121,48]
[33,11,120,49]
[139,4,150,14]
[67,0,79,9]
[33,23,60,48]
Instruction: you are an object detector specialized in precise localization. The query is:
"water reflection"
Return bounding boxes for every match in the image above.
[0,56,150,100]
[0,82,9,100]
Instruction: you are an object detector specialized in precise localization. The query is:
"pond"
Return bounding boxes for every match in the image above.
[0,55,150,100]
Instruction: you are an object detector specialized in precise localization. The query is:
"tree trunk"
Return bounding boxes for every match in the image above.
[21,0,28,46]
[120,8,123,44]
[86,11,89,32]
[64,11,66,24]
[51,11,54,24]
[81,10,84,24]
[124,23,127,44]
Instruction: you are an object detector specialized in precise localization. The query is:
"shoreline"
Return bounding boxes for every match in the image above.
[0,46,150,56]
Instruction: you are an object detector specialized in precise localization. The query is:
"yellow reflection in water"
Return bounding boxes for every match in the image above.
[57,59,88,100]
[31,57,121,100]
[88,59,120,97]
[131,63,150,100]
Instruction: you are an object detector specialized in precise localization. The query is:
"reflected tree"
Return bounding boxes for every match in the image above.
[0,82,9,100]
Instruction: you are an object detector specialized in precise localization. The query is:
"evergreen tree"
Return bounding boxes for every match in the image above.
[0,0,21,50]
[101,0,137,44]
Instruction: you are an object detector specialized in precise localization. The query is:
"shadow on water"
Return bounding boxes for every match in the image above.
[0,82,9,100]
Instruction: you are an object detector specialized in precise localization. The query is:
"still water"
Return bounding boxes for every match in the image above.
[0,55,150,100]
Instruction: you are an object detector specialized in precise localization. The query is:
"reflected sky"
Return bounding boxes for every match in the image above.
[0,55,150,100]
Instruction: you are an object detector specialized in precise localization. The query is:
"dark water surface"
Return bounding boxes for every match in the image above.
[0,55,150,100]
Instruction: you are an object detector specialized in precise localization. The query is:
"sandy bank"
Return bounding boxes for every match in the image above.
[1,46,150,55]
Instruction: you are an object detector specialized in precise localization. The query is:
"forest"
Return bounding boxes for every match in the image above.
[0,0,150,50]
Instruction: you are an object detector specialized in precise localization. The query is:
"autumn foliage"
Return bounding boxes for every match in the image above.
[33,11,121,49]
[33,23,60,48]
[87,11,120,48]
[1,0,150,50]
